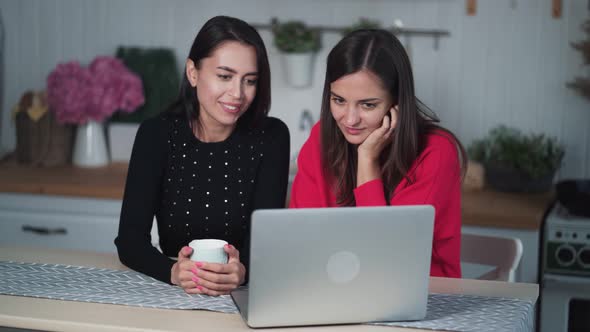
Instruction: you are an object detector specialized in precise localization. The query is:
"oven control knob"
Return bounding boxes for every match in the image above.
[578,246,590,269]
[555,244,576,266]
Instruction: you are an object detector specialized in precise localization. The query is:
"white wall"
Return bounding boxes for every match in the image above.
[0,0,589,178]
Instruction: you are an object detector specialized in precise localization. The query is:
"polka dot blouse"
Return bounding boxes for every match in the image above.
[115,113,290,284]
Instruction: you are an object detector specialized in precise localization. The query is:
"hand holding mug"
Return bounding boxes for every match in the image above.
[170,245,200,293]
[170,239,229,294]
[190,243,246,296]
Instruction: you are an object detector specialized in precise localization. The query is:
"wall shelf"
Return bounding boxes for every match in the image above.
[251,18,450,50]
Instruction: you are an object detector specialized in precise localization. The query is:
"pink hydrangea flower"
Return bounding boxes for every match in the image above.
[47,61,93,124]
[47,56,145,124]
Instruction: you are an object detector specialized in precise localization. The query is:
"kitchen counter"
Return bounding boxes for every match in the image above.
[462,188,553,230]
[0,161,128,199]
[0,162,553,230]
[0,246,539,332]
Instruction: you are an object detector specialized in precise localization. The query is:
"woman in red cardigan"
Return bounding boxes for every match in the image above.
[289,29,467,278]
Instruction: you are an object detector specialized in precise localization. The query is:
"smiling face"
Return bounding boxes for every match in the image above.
[186,41,258,139]
[329,70,396,145]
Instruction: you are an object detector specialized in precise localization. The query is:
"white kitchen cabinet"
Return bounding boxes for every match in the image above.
[0,193,122,253]
[0,193,161,254]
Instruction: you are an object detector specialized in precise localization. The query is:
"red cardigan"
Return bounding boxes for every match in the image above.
[289,122,462,278]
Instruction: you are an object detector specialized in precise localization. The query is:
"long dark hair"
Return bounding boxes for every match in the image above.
[320,29,467,206]
[168,16,271,129]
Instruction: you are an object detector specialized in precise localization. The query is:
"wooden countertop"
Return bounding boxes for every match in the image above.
[462,189,553,230]
[0,161,128,199]
[0,246,539,332]
[0,162,553,230]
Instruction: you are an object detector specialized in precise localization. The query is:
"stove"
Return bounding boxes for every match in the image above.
[542,203,590,277]
[540,202,590,332]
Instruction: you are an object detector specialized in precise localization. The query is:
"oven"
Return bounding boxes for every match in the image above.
[539,202,590,332]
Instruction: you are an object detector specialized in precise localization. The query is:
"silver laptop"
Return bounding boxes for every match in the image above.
[231,205,435,328]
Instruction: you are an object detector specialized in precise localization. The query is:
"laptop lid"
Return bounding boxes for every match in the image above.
[232,205,435,328]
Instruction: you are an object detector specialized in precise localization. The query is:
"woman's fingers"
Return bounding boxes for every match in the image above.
[194,277,238,292]
[171,246,194,285]
[192,265,241,285]
[188,260,243,296]
[181,276,233,296]
[190,285,230,296]
[385,109,395,138]
[180,272,241,297]
[381,111,390,131]
[179,279,197,290]
[175,247,245,296]
[389,107,397,130]
[224,244,240,264]
[177,246,193,261]
[183,287,203,295]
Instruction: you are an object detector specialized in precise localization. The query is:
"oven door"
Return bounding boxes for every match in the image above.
[540,274,590,332]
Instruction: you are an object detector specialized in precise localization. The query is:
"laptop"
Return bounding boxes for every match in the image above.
[231,205,435,328]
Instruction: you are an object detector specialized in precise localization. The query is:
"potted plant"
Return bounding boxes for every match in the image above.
[468,125,565,193]
[341,18,382,36]
[271,19,321,88]
[46,56,144,167]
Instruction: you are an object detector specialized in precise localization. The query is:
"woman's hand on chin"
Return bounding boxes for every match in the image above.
[356,108,396,186]
[357,107,396,162]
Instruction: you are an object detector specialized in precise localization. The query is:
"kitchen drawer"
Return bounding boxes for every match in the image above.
[0,210,119,252]
[0,193,121,253]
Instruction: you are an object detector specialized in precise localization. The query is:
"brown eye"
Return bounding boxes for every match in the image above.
[244,78,258,86]
[361,103,377,110]
[331,97,345,105]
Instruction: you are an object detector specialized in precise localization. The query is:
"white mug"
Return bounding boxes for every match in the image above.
[189,239,228,264]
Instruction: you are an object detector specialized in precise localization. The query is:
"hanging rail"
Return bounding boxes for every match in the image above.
[251,18,450,50]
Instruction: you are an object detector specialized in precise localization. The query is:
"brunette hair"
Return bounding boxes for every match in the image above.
[168,16,271,129]
[320,29,467,206]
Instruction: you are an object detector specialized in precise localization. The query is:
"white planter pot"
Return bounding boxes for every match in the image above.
[72,120,109,167]
[281,53,315,88]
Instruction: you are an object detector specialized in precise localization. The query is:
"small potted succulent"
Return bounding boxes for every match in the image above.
[272,19,321,88]
[468,125,565,193]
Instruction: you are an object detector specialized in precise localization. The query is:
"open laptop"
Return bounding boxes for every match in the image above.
[231,205,435,328]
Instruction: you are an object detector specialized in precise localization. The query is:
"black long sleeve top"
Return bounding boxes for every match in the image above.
[114,112,290,284]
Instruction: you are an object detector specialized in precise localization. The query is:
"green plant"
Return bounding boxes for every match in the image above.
[468,125,565,179]
[341,18,382,36]
[111,47,180,123]
[271,20,321,53]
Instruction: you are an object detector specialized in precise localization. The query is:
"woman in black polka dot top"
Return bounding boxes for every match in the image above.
[114,16,290,296]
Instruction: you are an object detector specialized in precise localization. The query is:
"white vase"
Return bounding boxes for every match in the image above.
[72,120,109,167]
[282,53,315,88]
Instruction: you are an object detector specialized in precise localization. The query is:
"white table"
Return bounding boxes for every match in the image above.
[0,246,539,332]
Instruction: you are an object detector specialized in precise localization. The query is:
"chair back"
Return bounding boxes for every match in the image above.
[461,233,523,282]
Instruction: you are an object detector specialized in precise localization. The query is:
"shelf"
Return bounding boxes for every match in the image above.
[251,18,450,50]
